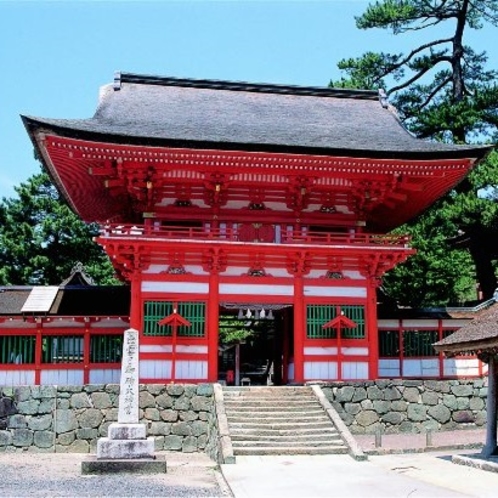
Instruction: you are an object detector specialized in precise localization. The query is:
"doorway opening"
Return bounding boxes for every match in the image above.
[218,304,293,386]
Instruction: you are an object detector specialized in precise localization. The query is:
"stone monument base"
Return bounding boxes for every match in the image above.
[81,455,167,474]
[81,422,166,474]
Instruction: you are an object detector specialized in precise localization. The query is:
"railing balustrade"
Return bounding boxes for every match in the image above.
[100,223,410,247]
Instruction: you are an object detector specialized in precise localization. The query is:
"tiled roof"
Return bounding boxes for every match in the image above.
[0,286,130,317]
[22,72,491,159]
[434,301,498,354]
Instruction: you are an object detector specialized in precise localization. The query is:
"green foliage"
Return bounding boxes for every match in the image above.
[333,0,498,306]
[219,316,255,345]
[0,170,118,285]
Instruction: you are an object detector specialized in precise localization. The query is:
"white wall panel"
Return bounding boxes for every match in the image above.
[342,347,369,356]
[40,369,84,385]
[378,320,399,328]
[140,360,171,379]
[342,362,368,380]
[89,369,120,384]
[142,282,209,293]
[220,283,293,296]
[287,362,294,381]
[403,359,439,377]
[140,345,207,354]
[0,370,36,385]
[303,286,366,298]
[444,358,480,377]
[176,360,208,379]
[378,359,400,378]
[304,347,338,355]
[304,361,338,380]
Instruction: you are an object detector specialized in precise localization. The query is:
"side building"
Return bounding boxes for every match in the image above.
[19,72,491,385]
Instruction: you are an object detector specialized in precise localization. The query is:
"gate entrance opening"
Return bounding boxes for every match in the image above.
[218,304,292,386]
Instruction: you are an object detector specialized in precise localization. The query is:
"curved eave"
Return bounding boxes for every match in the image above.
[22,116,493,228]
[21,115,493,162]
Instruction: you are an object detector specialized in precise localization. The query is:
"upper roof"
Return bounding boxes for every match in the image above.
[22,72,491,159]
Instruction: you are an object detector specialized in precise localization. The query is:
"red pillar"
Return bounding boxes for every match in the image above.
[34,319,42,385]
[367,280,379,380]
[293,274,305,384]
[207,270,219,382]
[83,321,91,384]
[130,272,142,331]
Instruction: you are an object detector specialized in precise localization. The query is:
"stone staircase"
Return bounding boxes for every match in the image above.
[222,386,349,456]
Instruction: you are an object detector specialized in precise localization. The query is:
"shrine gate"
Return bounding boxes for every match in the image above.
[22,72,491,384]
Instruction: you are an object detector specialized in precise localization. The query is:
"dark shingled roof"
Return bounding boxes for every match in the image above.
[434,301,498,355]
[22,72,491,159]
[0,286,130,317]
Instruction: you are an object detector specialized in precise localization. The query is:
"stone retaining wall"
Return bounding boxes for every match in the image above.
[0,379,490,452]
[0,384,216,453]
[320,379,488,435]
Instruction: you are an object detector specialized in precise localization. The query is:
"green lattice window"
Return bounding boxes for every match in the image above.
[379,330,400,357]
[306,304,365,339]
[90,335,123,363]
[143,301,206,337]
[42,336,83,363]
[403,330,438,357]
[0,335,36,364]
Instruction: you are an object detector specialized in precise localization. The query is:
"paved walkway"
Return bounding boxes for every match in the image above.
[0,430,497,497]
[221,429,498,498]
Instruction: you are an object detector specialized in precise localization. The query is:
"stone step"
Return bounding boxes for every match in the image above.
[229,428,340,437]
[223,398,318,406]
[223,389,313,397]
[232,440,345,448]
[233,446,349,456]
[230,433,342,442]
[231,442,345,449]
[228,421,334,430]
[227,414,330,424]
[225,408,327,421]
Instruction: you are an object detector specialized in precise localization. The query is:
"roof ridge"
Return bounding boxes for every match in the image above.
[114,71,379,100]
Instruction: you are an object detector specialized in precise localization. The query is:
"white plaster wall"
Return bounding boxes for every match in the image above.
[0,370,35,385]
[303,286,366,298]
[40,369,84,385]
[304,361,338,380]
[142,282,209,293]
[341,362,369,380]
[89,369,121,384]
[402,358,439,377]
[444,358,480,377]
[140,345,208,354]
[175,360,208,379]
[378,359,401,378]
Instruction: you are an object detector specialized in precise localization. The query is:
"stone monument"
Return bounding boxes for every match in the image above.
[82,328,166,473]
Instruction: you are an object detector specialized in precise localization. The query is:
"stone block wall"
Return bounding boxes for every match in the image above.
[320,379,488,435]
[0,384,215,453]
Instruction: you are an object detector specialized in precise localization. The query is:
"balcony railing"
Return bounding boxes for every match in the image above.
[99,224,411,247]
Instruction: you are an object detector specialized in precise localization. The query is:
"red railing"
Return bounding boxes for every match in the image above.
[99,224,411,247]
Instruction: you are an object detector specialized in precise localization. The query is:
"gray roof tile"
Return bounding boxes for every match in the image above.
[22,72,491,158]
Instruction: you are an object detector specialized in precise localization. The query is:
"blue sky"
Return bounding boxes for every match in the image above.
[1,0,497,200]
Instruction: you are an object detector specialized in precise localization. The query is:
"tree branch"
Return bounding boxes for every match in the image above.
[387,56,453,95]
[375,37,453,83]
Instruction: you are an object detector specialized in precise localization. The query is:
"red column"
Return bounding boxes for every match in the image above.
[83,321,91,384]
[367,280,379,380]
[207,270,219,382]
[34,319,42,385]
[293,274,305,384]
[130,272,142,331]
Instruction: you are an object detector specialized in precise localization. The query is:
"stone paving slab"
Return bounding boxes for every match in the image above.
[0,451,232,497]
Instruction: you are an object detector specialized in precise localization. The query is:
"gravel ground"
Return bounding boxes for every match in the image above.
[0,452,233,498]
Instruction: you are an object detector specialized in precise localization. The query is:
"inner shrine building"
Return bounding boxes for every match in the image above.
[22,72,490,385]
